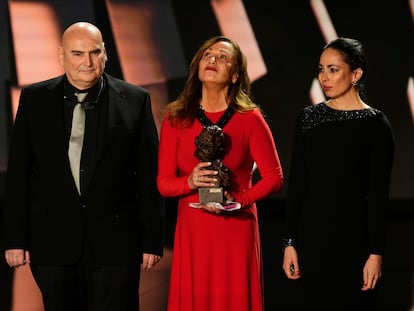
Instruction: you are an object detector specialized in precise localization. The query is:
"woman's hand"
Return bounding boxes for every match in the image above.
[224,191,234,202]
[282,246,301,279]
[188,162,218,189]
[361,254,382,291]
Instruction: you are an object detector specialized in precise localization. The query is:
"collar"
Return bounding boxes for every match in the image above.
[64,77,104,108]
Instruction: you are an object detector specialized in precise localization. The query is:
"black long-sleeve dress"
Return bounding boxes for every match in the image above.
[284,102,394,310]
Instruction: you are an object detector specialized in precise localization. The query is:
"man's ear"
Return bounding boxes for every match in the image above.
[58,46,64,66]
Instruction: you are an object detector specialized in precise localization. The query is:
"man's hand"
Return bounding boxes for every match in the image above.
[5,249,30,268]
[142,253,161,271]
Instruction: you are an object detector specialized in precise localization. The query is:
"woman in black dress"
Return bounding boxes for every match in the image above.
[282,37,395,310]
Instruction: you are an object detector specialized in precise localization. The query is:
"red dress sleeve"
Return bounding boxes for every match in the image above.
[232,110,284,207]
[156,115,193,197]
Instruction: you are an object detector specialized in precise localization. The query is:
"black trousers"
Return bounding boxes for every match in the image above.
[30,247,141,311]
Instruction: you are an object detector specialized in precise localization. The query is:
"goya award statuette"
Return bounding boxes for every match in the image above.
[194,125,230,204]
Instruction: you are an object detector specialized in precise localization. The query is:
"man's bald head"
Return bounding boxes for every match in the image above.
[59,22,107,90]
[62,22,104,46]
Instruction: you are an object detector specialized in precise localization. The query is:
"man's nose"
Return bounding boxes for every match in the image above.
[84,54,93,66]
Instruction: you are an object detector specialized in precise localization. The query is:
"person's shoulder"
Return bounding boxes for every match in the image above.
[367,106,388,118]
[104,73,149,94]
[302,102,323,113]
[234,107,270,126]
[295,102,323,122]
[24,75,64,91]
[236,107,262,118]
[293,102,326,132]
[366,106,393,128]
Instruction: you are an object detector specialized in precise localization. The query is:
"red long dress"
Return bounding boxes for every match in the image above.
[157,108,284,311]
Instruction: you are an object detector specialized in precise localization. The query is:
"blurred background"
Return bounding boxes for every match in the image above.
[0,0,413,310]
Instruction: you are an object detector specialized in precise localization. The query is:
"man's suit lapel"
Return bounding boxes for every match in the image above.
[48,76,84,194]
[81,75,125,195]
[46,76,75,176]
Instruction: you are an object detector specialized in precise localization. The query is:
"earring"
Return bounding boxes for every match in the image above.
[351,81,357,86]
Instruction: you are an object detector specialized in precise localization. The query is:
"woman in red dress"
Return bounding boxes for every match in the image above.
[157,35,284,311]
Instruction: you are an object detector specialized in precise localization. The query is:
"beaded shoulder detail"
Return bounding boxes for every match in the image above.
[301,102,381,133]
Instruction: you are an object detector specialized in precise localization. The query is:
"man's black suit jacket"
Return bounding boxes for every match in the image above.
[0,73,165,265]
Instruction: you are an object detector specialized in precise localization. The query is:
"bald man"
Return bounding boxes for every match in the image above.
[0,21,164,311]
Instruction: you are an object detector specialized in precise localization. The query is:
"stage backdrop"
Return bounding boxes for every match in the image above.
[0,0,413,200]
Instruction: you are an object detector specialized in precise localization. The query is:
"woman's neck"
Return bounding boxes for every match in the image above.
[200,88,230,112]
